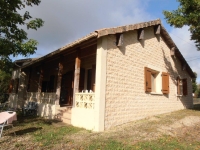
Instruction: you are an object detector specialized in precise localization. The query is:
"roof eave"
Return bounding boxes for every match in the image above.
[21,32,98,69]
[160,26,195,78]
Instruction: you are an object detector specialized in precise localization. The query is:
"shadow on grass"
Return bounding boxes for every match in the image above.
[14,115,62,127]
[15,127,42,135]
[191,104,200,111]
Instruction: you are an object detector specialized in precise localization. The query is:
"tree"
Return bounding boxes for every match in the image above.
[192,72,197,93]
[163,0,200,50]
[0,58,12,102]
[0,0,44,58]
[0,0,44,101]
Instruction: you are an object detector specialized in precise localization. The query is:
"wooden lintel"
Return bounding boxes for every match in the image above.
[138,29,144,40]
[116,33,123,46]
[154,25,161,35]
[170,47,176,56]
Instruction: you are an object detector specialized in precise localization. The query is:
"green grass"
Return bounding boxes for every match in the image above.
[132,136,200,150]
[87,139,133,150]
[9,116,82,149]
[85,136,200,150]
[2,105,200,149]
[33,125,80,146]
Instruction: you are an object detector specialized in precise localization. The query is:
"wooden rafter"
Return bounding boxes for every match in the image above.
[138,29,144,40]
[154,25,161,35]
[116,33,123,46]
[170,47,176,56]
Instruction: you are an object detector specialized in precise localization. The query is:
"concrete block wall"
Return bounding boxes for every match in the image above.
[104,27,193,130]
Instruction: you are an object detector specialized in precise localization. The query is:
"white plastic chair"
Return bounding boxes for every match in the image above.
[0,120,16,138]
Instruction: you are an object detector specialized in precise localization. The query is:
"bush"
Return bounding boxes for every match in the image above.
[0,93,9,103]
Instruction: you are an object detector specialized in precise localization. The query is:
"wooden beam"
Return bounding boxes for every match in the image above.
[138,29,144,40]
[154,25,161,35]
[74,57,81,93]
[73,49,81,105]
[170,47,176,56]
[55,60,63,105]
[27,67,32,91]
[182,63,186,71]
[116,33,123,46]
[91,64,96,92]
[38,66,43,93]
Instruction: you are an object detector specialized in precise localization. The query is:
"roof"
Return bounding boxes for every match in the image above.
[21,19,195,78]
[96,19,161,38]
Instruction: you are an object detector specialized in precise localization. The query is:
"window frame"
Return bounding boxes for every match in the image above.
[177,77,187,96]
[144,67,169,94]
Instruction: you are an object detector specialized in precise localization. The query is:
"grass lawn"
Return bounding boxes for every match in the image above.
[1,105,200,149]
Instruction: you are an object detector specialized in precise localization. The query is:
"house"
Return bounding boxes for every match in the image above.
[8,19,195,131]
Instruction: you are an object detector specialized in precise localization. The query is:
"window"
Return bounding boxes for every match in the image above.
[83,65,96,92]
[144,67,169,94]
[177,77,187,96]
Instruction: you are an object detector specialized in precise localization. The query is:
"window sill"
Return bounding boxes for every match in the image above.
[150,92,163,95]
[176,94,188,97]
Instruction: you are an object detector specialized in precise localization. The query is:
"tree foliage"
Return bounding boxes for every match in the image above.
[0,57,12,103]
[0,0,44,99]
[192,72,197,93]
[0,0,44,58]
[163,0,200,50]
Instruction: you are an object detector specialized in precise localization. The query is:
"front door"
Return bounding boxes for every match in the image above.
[60,71,74,106]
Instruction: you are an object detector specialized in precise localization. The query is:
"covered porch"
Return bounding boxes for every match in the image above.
[21,42,97,121]
[9,34,107,131]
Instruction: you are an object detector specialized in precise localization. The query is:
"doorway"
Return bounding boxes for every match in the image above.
[60,71,74,106]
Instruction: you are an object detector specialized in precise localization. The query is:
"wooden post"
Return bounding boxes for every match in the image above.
[27,67,32,92]
[38,66,43,102]
[91,64,96,92]
[55,60,63,105]
[73,51,81,106]
[74,57,81,93]
[38,68,43,93]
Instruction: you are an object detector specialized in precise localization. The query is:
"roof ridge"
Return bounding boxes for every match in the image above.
[95,19,161,38]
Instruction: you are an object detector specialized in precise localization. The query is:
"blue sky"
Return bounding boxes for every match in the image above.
[14,0,200,82]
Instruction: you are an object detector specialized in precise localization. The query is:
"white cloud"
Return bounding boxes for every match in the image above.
[14,0,200,83]
[14,0,153,58]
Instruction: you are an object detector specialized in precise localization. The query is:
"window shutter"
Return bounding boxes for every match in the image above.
[144,67,151,92]
[8,79,14,93]
[162,72,169,94]
[177,78,180,95]
[182,78,188,95]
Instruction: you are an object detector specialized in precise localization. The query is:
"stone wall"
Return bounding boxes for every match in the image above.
[104,26,193,129]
